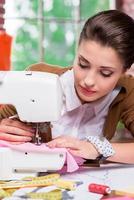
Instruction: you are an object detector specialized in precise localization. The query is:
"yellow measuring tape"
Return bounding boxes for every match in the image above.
[28,189,62,200]
[22,173,60,181]
[0,188,7,198]
[0,174,76,190]
[0,173,76,199]
[0,189,62,200]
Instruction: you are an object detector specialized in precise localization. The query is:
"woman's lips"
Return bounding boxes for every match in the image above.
[79,86,97,96]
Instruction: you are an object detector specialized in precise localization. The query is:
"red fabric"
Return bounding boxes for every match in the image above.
[0,31,12,70]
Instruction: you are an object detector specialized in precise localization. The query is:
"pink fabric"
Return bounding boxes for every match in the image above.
[0,140,84,172]
[103,197,134,200]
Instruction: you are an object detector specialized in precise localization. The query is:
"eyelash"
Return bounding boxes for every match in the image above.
[78,62,89,69]
[78,62,113,77]
[100,72,113,77]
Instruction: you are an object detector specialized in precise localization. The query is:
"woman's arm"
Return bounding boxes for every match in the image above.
[109,142,134,163]
[0,104,17,119]
[0,104,34,143]
[46,135,99,159]
[47,135,134,164]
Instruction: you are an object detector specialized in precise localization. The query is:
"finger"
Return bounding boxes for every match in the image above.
[1,119,35,133]
[55,139,80,149]
[46,136,70,148]
[69,149,83,157]
[0,124,34,137]
[9,142,25,145]
[46,136,61,144]
[56,141,76,148]
[0,132,32,142]
[47,141,78,149]
[46,140,58,148]
[47,137,80,149]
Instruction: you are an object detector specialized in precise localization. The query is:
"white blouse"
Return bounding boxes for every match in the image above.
[51,69,120,140]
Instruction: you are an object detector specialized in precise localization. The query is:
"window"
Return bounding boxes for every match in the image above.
[5,0,110,70]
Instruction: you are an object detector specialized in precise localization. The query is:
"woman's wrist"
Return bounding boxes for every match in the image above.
[83,140,100,159]
[85,136,115,161]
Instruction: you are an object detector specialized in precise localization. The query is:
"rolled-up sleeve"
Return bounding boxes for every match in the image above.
[0,105,17,120]
[121,89,134,135]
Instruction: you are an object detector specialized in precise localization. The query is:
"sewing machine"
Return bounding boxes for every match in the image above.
[0,71,66,180]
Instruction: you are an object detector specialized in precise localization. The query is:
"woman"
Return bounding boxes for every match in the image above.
[0,10,134,163]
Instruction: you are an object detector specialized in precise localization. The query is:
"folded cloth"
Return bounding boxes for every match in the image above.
[0,140,84,172]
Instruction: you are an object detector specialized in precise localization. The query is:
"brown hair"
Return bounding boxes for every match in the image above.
[79,10,134,69]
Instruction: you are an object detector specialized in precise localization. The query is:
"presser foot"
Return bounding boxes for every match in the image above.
[34,136,42,146]
[34,123,42,145]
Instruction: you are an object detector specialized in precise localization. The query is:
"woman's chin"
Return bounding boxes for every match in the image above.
[78,93,99,103]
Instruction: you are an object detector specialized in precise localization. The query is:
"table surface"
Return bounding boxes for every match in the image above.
[61,163,134,200]
[2,163,134,200]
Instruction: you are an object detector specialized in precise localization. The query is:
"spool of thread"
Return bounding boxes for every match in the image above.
[88,183,111,195]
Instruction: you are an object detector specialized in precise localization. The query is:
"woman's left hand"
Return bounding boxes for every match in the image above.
[46,136,99,159]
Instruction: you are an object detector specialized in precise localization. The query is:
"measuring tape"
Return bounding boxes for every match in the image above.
[0,174,60,189]
[22,173,60,181]
[0,188,8,198]
[0,173,76,199]
[28,189,62,200]
[0,188,63,200]
[0,175,76,190]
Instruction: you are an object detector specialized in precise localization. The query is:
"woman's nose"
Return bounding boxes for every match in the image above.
[83,73,96,87]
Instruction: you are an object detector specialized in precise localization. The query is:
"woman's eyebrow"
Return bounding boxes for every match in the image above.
[79,55,116,70]
[100,66,116,71]
[79,55,90,64]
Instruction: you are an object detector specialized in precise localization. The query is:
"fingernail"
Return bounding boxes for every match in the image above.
[48,144,55,148]
[26,137,32,141]
[31,129,35,133]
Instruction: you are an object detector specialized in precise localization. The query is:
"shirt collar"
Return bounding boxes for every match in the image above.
[93,87,120,115]
[60,69,82,111]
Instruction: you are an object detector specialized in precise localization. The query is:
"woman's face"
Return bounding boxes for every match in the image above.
[73,40,125,103]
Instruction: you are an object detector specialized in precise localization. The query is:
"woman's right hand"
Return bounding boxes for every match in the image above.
[0,118,35,143]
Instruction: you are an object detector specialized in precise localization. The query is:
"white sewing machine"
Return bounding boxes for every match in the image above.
[0,71,66,180]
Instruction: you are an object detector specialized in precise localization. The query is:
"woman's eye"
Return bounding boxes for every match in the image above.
[101,71,113,77]
[78,62,89,69]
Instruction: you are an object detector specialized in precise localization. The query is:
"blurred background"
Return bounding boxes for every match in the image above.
[0,0,134,70]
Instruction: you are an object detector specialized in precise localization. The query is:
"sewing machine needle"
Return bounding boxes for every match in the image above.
[35,123,42,145]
